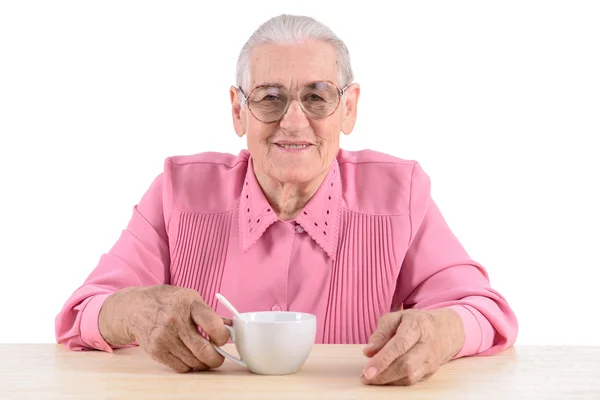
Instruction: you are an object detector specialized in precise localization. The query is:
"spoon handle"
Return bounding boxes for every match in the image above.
[216,293,242,319]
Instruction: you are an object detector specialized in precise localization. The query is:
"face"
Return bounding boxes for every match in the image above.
[230,40,360,186]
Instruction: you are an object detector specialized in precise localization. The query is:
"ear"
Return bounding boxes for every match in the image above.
[230,85,246,137]
[340,83,360,135]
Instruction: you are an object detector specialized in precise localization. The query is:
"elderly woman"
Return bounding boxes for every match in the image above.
[55,14,518,386]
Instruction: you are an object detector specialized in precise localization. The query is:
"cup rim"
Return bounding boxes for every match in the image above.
[234,311,316,324]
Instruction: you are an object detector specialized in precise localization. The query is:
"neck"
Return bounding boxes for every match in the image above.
[253,168,329,221]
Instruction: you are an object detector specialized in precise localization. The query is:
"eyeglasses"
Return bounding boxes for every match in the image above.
[238,80,349,123]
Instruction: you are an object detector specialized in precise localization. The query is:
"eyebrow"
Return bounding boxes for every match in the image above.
[252,82,286,89]
[250,81,331,90]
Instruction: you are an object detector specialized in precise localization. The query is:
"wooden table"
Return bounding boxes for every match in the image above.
[0,344,599,399]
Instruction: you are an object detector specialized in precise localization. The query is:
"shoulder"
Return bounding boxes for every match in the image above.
[161,149,250,212]
[166,150,249,169]
[337,148,431,215]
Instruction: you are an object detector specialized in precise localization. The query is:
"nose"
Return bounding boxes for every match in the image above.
[279,99,310,131]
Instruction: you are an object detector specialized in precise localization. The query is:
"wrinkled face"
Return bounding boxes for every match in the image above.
[230,40,359,185]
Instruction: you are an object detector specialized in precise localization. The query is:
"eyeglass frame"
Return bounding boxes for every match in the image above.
[236,80,351,123]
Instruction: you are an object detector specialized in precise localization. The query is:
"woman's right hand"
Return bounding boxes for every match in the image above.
[98,284,230,373]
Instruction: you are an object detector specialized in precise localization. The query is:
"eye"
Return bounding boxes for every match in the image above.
[262,94,280,101]
[250,86,286,103]
[304,93,325,102]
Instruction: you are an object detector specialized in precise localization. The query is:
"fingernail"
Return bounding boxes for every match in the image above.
[364,367,377,380]
[365,342,375,349]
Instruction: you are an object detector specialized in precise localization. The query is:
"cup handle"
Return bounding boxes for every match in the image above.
[212,325,247,368]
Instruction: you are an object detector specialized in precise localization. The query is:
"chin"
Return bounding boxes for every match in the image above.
[275,169,316,184]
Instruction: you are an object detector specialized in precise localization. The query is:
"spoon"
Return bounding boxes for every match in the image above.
[215,293,242,319]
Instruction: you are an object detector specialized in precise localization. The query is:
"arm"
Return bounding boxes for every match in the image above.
[54,170,171,352]
[392,163,518,358]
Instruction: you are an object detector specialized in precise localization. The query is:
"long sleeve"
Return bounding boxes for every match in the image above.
[55,171,171,352]
[393,162,518,358]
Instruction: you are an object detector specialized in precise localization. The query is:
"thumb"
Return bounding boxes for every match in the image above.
[190,300,230,346]
[363,312,402,357]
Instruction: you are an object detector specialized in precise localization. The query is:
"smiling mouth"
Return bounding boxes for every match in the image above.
[275,143,311,149]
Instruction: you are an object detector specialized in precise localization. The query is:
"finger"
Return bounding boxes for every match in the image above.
[363,330,395,358]
[180,322,225,369]
[393,368,434,386]
[148,349,192,373]
[363,314,422,377]
[169,337,210,371]
[362,342,430,386]
[363,313,402,357]
[190,300,230,346]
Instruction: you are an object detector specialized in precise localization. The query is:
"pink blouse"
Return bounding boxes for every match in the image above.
[55,148,518,358]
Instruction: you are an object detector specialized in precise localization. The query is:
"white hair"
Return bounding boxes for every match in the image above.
[235,14,354,93]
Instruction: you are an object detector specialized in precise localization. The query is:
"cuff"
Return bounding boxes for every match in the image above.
[80,294,114,353]
[447,305,482,359]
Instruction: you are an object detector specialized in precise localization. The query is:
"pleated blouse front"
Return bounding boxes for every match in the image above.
[168,152,407,345]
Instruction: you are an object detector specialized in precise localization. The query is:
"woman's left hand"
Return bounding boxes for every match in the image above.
[361,308,465,386]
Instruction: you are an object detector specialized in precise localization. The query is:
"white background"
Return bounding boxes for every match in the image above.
[0,1,598,345]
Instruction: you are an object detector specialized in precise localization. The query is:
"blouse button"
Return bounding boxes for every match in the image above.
[294,225,304,233]
[271,305,281,311]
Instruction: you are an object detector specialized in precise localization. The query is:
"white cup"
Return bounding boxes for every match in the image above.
[212,311,317,375]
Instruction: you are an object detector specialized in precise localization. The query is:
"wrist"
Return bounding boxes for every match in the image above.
[98,288,138,346]
[429,308,465,362]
